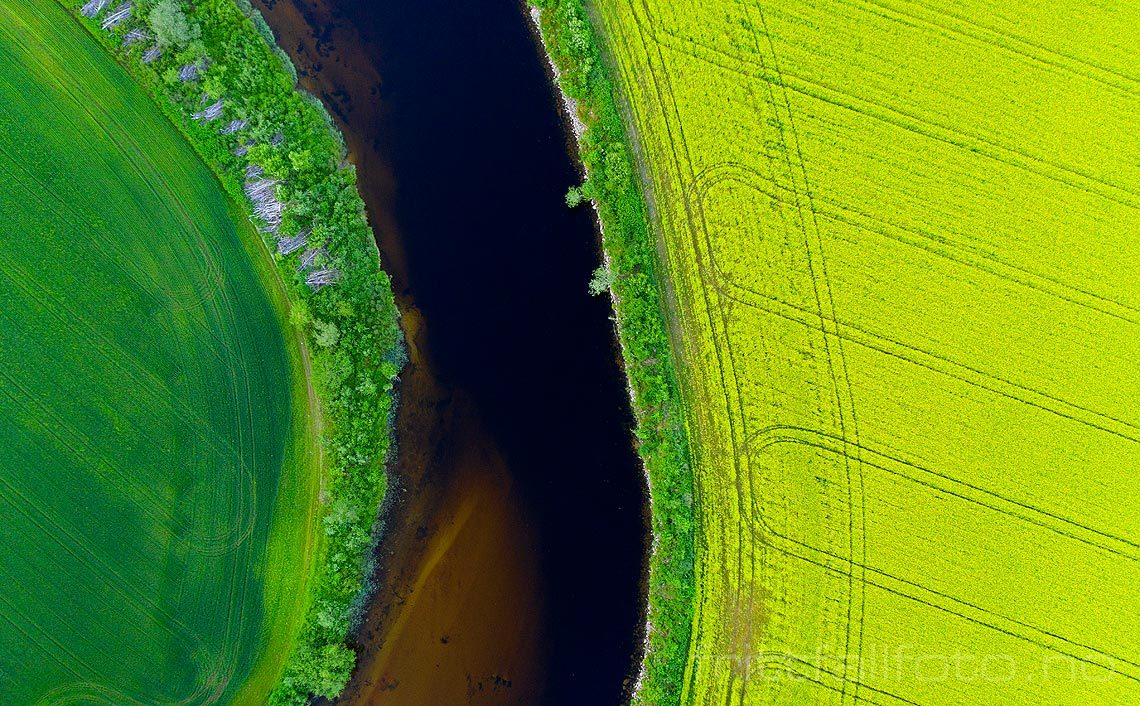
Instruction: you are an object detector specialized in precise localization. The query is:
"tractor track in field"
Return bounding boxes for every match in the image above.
[625,2,866,702]
[623,4,1140,213]
[735,5,867,700]
[599,0,1140,703]
[677,159,1140,447]
[0,2,319,701]
[689,162,1140,325]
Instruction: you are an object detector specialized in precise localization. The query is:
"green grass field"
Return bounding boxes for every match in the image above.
[0,1,319,702]
[588,0,1140,703]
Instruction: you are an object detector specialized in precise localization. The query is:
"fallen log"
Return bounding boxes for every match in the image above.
[100,2,131,30]
[81,0,109,18]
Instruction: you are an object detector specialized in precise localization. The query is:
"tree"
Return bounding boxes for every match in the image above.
[311,643,355,697]
[604,147,633,192]
[149,0,199,50]
[313,319,341,348]
[588,264,615,296]
[565,184,583,207]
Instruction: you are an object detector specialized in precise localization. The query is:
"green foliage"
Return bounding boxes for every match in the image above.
[274,642,355,701]
[74,0,404,703]
[313,319,341,348]
[588,264,615,296]
[149,0,198,49]
[533,2,696,704]
[565,185,584,207]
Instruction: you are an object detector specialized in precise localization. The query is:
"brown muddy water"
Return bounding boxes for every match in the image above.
[253,1,649,704]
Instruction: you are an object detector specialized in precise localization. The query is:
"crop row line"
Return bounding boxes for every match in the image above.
[628,5,1140,212]
[691,161,1140,326]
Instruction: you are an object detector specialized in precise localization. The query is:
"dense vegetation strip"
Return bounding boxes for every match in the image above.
[68,0,403,702]
[531,2,696,703]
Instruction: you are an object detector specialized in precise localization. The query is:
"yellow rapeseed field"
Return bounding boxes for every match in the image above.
[590,0,1140,703]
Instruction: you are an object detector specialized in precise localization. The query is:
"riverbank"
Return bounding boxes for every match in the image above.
[529,1,697,703]
[247,5,549,703]
[68,1,404,702]
[522,7,654,696]
[254,1,652,703]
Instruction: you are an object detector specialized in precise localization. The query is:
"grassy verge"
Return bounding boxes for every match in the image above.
[228,195,324,706]
[66,1,404,702]
[530,2,696,703]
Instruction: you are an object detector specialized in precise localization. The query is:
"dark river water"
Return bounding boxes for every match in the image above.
[253,1,648,704]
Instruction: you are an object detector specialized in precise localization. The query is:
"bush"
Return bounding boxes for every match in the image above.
[565,185,584,207]
[588,265,615,296]
[149,0,198,49]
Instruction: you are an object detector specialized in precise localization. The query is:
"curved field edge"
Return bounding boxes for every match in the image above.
[531,2,697,703]
[0,3,312,701]
[224,182,323,706]
[66,1,405,703]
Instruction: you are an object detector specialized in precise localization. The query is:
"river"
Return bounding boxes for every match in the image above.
[252,1,649,704]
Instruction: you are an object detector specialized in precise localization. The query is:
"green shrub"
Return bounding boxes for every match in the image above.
[149,0,198,49]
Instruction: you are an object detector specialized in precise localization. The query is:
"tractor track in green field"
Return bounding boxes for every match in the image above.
[0,1,316,702]
[0,53,263,554]
[2,5,230,295]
